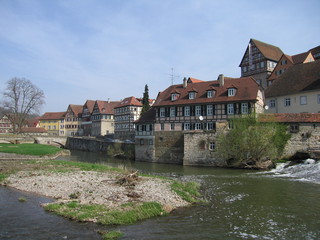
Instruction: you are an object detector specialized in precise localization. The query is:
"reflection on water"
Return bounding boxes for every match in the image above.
[1,150,320,240]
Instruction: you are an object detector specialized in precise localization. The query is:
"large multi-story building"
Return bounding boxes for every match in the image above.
[39,112,66,136]
[239,39,283,89]
[114,96,143,141]
[265,60,320,114]
[81,100,95,136]
[135,75,265,164]
[65,104,83,136]
[91,100,120,136]
[267,51,314,87]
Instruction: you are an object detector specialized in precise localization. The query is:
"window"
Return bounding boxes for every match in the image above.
[195,106,201,116]
[207,105,213,116]
[227,104,234,115]
[207,91,214,98]
[260,61,264,68]
[284,98,291,107]
[170,123,175,130]
[290,124,299,133]
[241,103,248,114]
[243,66,247,72]
[184,106,190,116]
[228,88,236,97]
[269,100,276,108]
[207,122,215,130]
[170,107,176,117]
[184,123,190,130]
[281,60,287,65]
[189,92,195,99]
[160,108,165,117]
[300,96,307,105]
[161,123,164,131]
[149,139,153,145]
[171,93,179,101]
[195,123,202,130]
[209,142,215,151]
[140,139,144,145]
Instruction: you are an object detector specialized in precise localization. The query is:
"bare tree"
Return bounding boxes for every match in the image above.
[1,77,45,133]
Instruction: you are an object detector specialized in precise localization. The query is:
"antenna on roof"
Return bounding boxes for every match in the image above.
[168,68,180,85]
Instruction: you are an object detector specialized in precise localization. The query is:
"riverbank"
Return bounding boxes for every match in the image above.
[0,159,200,229]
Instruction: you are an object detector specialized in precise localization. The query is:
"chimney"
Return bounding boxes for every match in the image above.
[183,77,187,88]
[107,98,110,103]
[218,74,224,86]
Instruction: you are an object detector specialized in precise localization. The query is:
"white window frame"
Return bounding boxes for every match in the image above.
[284,98,291,107]
[227,104,234,115]
[195,106,201,116]
[184,123,190,130]
[228,88,236,97]
[207,122,214,130]
[241,103,248,114]
[184,106,190,116]
[207,91,213,98]
[171,93,178,101]
[300,96,307,105]
[170,107,176,117]
[160,108,165,117]
[207,105,213,116]
[170,123,175,130]
[209,142,215,151]
[195,123,202,130]
[189,92,195,99]
[270,99,276,108]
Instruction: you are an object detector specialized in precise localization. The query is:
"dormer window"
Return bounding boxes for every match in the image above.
[171,93,179,101]
[228,88,236,97]
[207,90,215,98]
[189,92,196,99]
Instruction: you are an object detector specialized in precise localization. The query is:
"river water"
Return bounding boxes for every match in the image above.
[1,151,320,239]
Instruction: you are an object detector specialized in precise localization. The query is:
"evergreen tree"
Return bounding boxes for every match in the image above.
[141,84,150,115]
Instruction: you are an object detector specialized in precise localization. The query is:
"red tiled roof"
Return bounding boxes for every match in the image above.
[251,39,283,61]
[83,100,96,113]
[40,112,66,120]
[259,113,320,123]
[68,105,83,116]
[115,96,143,108]
[265,61,320,98]
[27,117,40,127]
[291,51,312,64]
[188,77,204,83]
[95,100,120,114]
[153,76,261,107]
[20,127,47,133]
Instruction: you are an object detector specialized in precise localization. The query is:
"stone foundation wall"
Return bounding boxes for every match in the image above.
[135,136,155,162]
[283,123,320,157]
[66,137,134,159]
[183,132,226,166]
[154,131,184,164]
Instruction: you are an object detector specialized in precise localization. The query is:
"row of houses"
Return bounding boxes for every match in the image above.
[1,39,319,165]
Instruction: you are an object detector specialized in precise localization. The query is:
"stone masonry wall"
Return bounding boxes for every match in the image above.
[154,131,184,164]
[283,123,320,157]
[183,132,226,166]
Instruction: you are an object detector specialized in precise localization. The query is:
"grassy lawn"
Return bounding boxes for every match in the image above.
[0,143,62,156]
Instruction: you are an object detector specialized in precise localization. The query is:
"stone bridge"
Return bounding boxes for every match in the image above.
[0,136,67,148]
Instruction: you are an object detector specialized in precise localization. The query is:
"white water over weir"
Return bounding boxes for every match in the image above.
[262,159,320,184]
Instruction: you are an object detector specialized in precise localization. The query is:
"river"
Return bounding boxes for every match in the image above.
[1,150,320,239]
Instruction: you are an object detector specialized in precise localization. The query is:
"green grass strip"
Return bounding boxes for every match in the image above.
[171,181,201,203]
[0,143,62,156]
[102,231,124,240]
[44,201,167,226]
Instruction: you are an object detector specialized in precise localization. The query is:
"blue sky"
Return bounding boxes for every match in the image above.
[1,0,319,113]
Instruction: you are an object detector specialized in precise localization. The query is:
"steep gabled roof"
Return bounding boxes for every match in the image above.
[40,112,66,120]
[115,96,143,109]
[265,61,320,98]
[94,100,120,114]
[69,104,83,115]
[83,100,96,113]
[153,76,261,107]
[251,39,283,61]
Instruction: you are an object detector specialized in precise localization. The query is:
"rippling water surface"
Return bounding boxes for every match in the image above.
[1,151,319,239]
